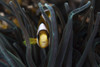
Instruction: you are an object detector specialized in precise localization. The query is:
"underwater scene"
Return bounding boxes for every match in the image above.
[0,0,100,67]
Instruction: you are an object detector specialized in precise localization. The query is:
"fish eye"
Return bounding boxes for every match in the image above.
[41,10,51,21]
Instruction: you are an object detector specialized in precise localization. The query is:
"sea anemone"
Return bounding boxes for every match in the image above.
[0,0,100,67]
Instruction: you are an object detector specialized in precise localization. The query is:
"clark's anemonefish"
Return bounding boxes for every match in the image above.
[23,10,50,48]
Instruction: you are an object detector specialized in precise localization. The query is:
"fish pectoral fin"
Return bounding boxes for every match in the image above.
[23,38,37,45]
